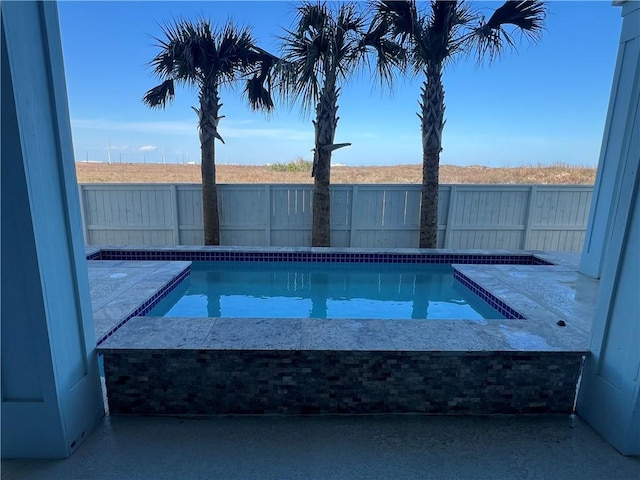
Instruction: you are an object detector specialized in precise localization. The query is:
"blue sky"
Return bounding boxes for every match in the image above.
[58,1,622,167]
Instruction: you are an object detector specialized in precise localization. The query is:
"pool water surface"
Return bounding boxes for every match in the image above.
[148,261,505,320]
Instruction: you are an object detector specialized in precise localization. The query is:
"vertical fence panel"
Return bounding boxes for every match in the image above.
[350,186,421,248]
[177,185,203,245]
[443,185,456,248]
[349,185,359,247]
[447,186,529,250]
[437,186,450,248]
[527,186,593,252]
[264,185,271,245]
[218,185,267,245]
[330,186,352,247]
[270,185,313,246]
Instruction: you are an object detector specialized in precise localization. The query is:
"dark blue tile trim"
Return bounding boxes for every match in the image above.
[531,256,553,266]
[88,249,553,266]
[453,270,526,320]
[95,265,191,346]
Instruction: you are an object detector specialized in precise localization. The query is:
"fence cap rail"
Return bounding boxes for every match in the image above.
[79,183,594,188]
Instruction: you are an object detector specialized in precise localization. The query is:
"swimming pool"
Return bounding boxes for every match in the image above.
[149,261,504,320]
[93,247,588,416]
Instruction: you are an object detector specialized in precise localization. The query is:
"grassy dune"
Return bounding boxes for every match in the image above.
[76,162,596,185]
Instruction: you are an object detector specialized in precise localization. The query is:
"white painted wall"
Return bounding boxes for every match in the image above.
[577,0,640,456]
[1,2,104,458]
[78,183,593,250]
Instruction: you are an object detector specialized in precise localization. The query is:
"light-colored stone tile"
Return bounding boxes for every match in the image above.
[203,318,303,350]
[300,319,394,351]
[384,319,494,351]
[100,316,216,349]
[87,260,192,344]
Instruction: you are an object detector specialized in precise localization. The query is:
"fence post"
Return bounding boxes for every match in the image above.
[169,184,180,245]
[443,185,457,248]
[77,184,89,245]
[349,185,359,247]
[522,185,537,249]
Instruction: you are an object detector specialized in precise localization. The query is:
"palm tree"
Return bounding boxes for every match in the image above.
[372,1,547,248]
[278,1,402,246]
[143,18,277,245]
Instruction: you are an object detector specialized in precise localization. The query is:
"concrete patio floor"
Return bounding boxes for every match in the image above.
[2,414,638,479]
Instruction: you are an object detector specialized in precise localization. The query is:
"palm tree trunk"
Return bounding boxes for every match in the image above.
[311,86,339,247]
[199,83,222,245]
[419,63,445,248]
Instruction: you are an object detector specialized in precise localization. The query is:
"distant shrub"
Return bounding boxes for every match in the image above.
[270,157,313,172]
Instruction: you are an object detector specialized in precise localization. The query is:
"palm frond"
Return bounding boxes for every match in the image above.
[417,1,476,69]
[276,2,335,114]
[470,0,547,63]
[296,2,330,35]
[336,3,365,33]
[243,46,278,111]
[373,0,419,44]
[245,76,275,111]
[360,19,406,86]
[486,1,546,33]
[277,1,399,114]
[144,17,278,112]
[142,79,175,108]
[332,3,369,83]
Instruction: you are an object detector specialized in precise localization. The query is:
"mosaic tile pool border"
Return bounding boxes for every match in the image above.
[95,266,191,346]
[86,250,101,260]
[92,249,553,266]
[453,270,526,320]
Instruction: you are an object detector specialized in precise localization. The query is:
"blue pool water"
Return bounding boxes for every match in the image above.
[148,261,505,320]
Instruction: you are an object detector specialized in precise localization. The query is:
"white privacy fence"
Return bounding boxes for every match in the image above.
[78,183,593,251]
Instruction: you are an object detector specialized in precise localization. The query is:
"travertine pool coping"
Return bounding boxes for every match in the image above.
[88,259,190,345]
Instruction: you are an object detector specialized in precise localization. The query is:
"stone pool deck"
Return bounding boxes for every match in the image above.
[87,259,190,345]
[87,248,597,416]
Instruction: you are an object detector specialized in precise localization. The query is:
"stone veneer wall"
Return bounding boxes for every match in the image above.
[101,349,584,415]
